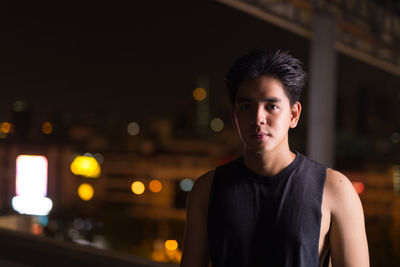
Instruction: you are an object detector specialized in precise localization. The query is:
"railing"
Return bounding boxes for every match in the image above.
[0,227,177,267]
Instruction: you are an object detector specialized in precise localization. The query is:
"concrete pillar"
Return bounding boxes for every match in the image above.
[307,12,337,167]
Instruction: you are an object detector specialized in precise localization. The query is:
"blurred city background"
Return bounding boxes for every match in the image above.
[0,0,399,266]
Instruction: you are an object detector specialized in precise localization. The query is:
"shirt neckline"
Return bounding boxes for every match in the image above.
[239,152,302,184]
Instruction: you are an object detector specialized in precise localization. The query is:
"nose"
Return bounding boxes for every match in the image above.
[251,105,266,126]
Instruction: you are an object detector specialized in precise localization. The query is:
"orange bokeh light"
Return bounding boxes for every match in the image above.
[352,181,365,195]
[42,122,53,135]
[149,179,162,193]
[32,223,43,235]
[165,240,178,251]
[0,122,11,133]
[193,88,207,101]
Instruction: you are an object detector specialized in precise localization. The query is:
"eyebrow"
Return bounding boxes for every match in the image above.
[236,97,282,103]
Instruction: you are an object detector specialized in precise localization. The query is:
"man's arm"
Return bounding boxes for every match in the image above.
[180,171,214,267]
[326,169,370,267]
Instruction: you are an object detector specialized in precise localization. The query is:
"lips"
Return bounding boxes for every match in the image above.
[250,132,271,140]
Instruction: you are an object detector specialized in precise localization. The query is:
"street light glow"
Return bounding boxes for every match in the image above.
[131,181,145,195]
[78,183,94,201]
[70,155,101,178]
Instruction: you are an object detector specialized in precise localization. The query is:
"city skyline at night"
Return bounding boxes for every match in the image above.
[0,1,400,266]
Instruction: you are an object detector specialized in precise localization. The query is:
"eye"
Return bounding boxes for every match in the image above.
[266,104,278,110]
[238,104,250,111]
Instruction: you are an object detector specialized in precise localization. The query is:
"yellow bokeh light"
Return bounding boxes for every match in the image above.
[70,156,101,178]
[165,240,178,251]
[78,183,94,201]
[42,122,53,135]
[131,181,145,195]
[193,88,207,101]
[0,122,11,133]
[149,179,162,193]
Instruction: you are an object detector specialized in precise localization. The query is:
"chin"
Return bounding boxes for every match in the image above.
[246,144,275,154]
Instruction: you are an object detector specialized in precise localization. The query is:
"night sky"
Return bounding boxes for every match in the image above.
[0,0,310,124]
[0,0,399,136]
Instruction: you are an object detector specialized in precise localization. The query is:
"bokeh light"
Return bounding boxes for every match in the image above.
[15,155,48,197]
[179,179,194,192]
[12,196,53,216]
[352,181,365,195]
[149,179,162,193]
[32,223,43,235]
[131,181,145,195]
[165,240,178,251]
[78,183,94,201]
[37,216,49,227]
[12,155,53,216]
[70,155,101,178]
[210,118,224,132]
[391,132,400,144]
[193,88,207,101]
[0,122,11,133]
[42,122,53,135]
[127,122,140,136]
[13,100,27,112]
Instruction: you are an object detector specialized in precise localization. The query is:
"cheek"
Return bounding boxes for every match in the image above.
[279,113,293,128]
[271,113,291,128]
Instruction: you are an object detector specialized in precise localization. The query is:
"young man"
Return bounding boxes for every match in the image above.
[180,50,369,267]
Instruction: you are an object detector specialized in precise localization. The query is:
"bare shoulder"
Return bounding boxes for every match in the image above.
[325,170,370,266]
[326,168,353,191]
[192,170,215,193]
[191,170,215,199]
[324,168,360,212]
[181,171,215,267]
[186,170,215,216]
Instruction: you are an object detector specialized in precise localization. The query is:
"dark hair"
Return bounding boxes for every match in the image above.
[225,50,306,106]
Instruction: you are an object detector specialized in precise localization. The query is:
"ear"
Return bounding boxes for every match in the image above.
[289,102,302,128]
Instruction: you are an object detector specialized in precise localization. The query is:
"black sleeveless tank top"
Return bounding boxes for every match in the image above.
[207,153,329,267]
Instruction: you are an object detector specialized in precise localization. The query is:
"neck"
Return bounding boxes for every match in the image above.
[243,145,296,177]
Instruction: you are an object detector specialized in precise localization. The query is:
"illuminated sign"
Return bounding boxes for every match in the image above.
[12,155,53,216]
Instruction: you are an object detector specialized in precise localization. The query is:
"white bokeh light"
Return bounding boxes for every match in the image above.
[180,179,194,192]
[127,122,140,136]
[12,155,53,215]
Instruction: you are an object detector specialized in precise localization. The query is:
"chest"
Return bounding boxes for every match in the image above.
[210,177,322,242]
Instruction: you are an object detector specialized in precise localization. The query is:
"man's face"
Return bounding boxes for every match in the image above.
[232,76,301,155]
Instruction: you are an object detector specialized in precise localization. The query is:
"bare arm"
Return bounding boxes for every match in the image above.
[180,171,214,267]
[326,169,369,267]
